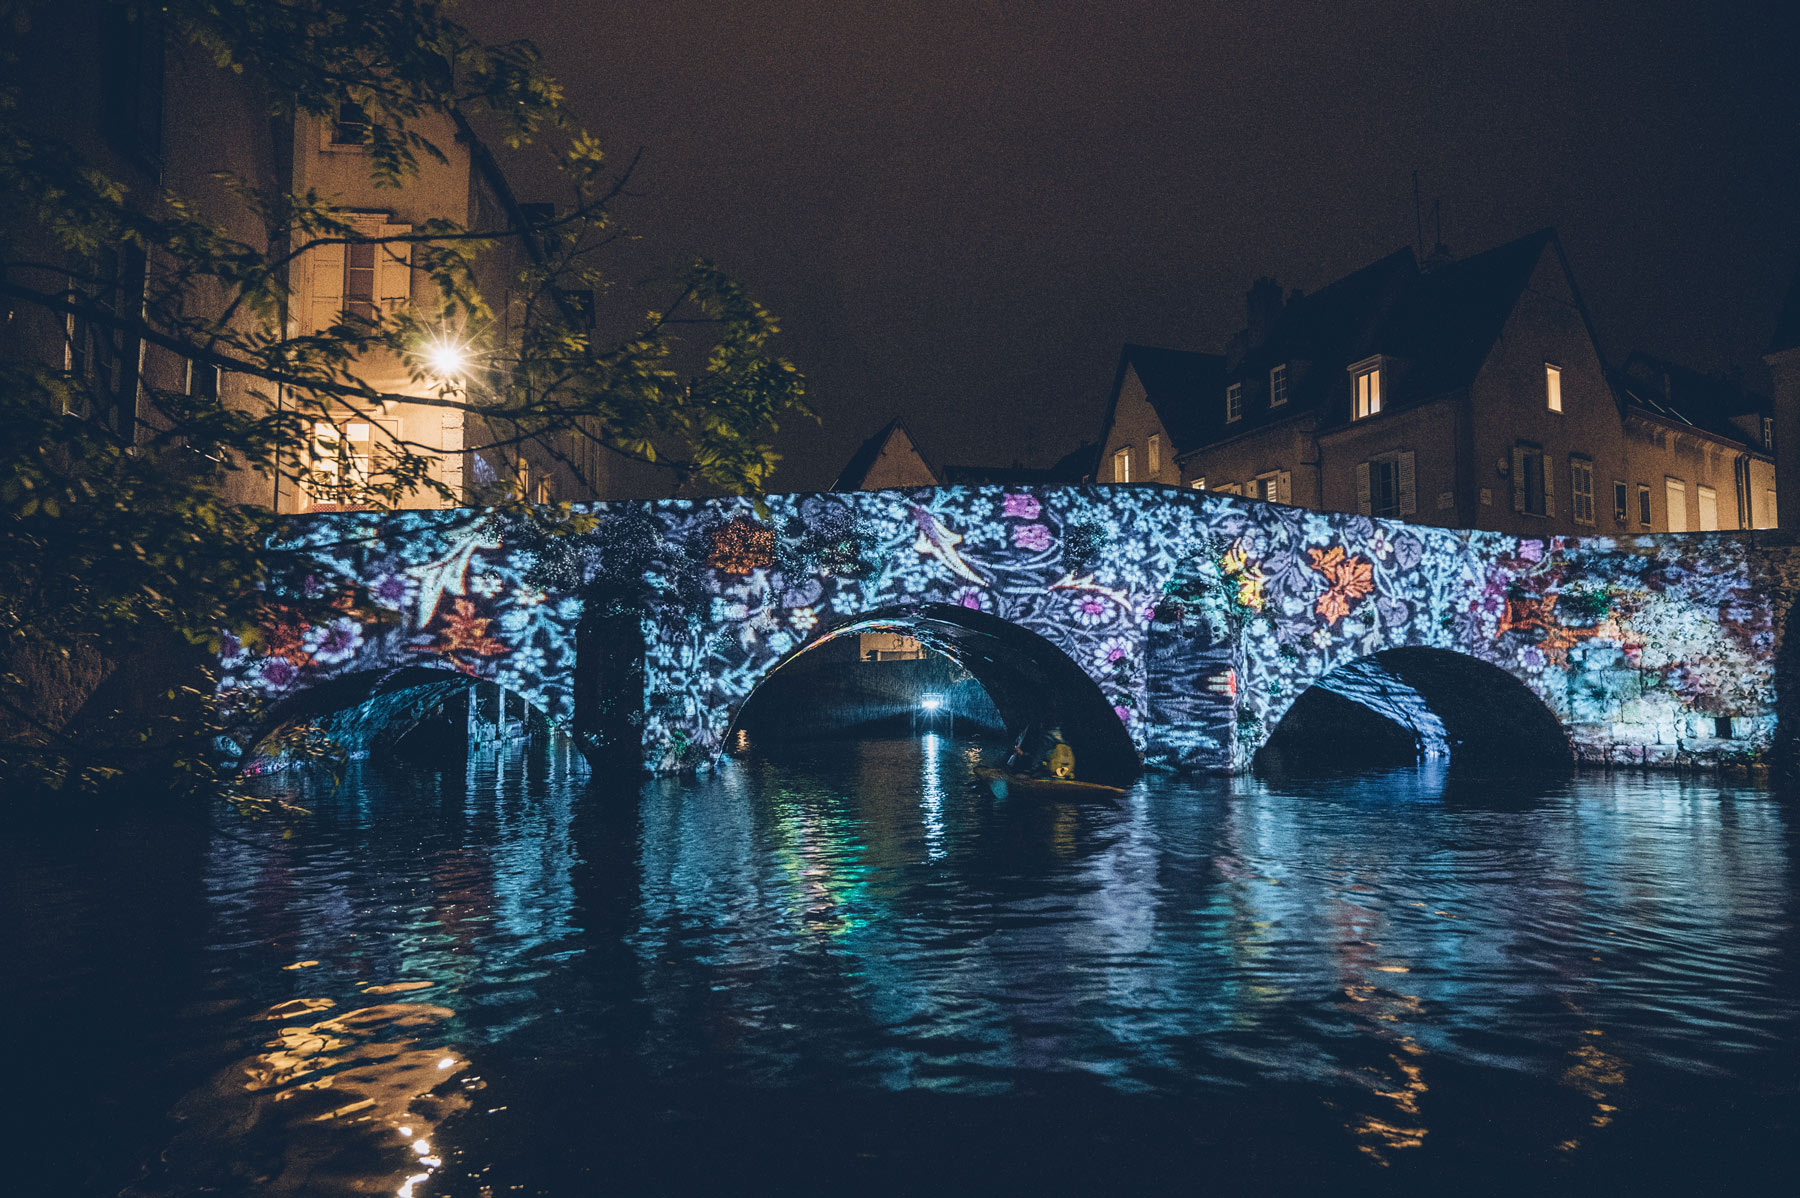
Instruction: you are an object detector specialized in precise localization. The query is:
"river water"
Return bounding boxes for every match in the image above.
[9,734,1800,1194]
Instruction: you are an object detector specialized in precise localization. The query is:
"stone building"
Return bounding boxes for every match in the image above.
[1094,230,1776,535]
[5,1,662,517]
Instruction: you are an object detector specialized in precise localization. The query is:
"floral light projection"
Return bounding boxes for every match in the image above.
[217,486,1786,774]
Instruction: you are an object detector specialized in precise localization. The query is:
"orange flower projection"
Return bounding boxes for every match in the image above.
[413,598,507,669]
[708,517,776,575]
[1307,546,1374,626]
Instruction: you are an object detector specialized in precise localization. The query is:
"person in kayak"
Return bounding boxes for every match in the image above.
[1006,725,1075,779]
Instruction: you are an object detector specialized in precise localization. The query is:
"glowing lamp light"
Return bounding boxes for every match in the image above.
[920,693,944,712]
[424,338,470,379]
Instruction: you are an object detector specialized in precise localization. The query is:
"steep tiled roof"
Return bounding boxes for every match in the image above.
[1618,351,1769,450]
[1172,247,1418,452]
[1164,229,1576,455]
[832,418,936,490]
[1120,344,1227,454]
[1376,230,1554,405]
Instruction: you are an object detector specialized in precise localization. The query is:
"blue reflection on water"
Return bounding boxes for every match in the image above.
[32,735,1800,1193]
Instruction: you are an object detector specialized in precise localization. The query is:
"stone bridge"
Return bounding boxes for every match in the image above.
[218,486,1797,779]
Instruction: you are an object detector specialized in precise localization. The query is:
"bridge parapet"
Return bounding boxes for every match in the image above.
[216,488,1794,776]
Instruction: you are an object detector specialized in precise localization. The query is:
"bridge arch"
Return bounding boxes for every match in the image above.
[234,664,562,773]
[722,603,1141,785]
[1253,647,1573,774]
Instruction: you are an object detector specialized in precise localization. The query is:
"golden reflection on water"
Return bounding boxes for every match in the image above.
[1338,980,1431,1165]
[1556,1003,1629,1153]
[144,992,472,1196]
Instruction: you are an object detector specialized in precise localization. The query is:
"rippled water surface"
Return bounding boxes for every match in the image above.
[11,735,1800,1194]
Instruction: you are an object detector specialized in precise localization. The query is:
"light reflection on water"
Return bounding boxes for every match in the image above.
[16,735,1800,1193]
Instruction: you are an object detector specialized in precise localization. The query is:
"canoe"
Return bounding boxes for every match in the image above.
[975,766,1126,801]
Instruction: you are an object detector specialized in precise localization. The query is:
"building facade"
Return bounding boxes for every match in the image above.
[1095,230,1776,535]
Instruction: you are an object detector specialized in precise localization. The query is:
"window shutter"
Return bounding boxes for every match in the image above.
[1542,453,1555,517]
[376,223,412,312]
[308,241,345,335]
[1356,461,1372,516]
[1277,470,1291,505]
[1512,446,1526,512]
[1398,451,1416,515]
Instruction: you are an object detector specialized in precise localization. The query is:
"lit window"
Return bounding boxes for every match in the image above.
[1351,360,1381,420]
[1665,477,1687,532]
[312,420,372,504]
[1570,457,1594,524]
[1148,433,1162,477]
[1254,470,1290,504]
[1638,483,1652,527]
[345,242,377,321]
[1191,477,1206,491]
[1270,363,1288,407]
[1697,484,1718,531]
[1546,363,1563,412]
[1112,446,1132,483]
[1612,480,1628,524]
[1226,383,1242,423]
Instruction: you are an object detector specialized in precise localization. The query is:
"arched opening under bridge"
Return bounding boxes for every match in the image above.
[726,603,1140,786]
[238,665,573,774]
[1255,648,1572,776]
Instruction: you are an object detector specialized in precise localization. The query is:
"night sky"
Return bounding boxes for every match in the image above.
[481,0,1799,489]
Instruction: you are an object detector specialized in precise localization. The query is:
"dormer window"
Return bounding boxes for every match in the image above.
[1226,383,1243,423]
[1546,363,1563,413]
[1349,356,1382,420]
[1270,363,1288,407]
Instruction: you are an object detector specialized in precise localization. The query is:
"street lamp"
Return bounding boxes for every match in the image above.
[423,337,470,381]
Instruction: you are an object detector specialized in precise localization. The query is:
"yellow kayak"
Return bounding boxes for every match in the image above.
[975,767,1126,801]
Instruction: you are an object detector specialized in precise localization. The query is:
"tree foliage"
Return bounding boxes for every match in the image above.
[0,0,810,794]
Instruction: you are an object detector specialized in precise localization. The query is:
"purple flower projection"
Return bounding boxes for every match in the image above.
[216,486,1787,775]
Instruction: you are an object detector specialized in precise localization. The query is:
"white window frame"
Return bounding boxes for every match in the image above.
[1638,483,1653,528]
[1570,456,1594,524]
[1225,383,1243,423]
[1112,446,1132,483]
[1546,363,1563,413]
[1190,477,1206,491]
[1612,479,1628,525]
[1269,363,1288,408]
[1349,356,1382,420]
[1253,469,1292,505]
[1665,476,1687,532]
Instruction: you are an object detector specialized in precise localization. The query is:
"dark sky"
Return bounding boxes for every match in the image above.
[481,0,1799,489]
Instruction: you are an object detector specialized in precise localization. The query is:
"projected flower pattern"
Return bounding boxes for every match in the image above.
[218,487,1779,772]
